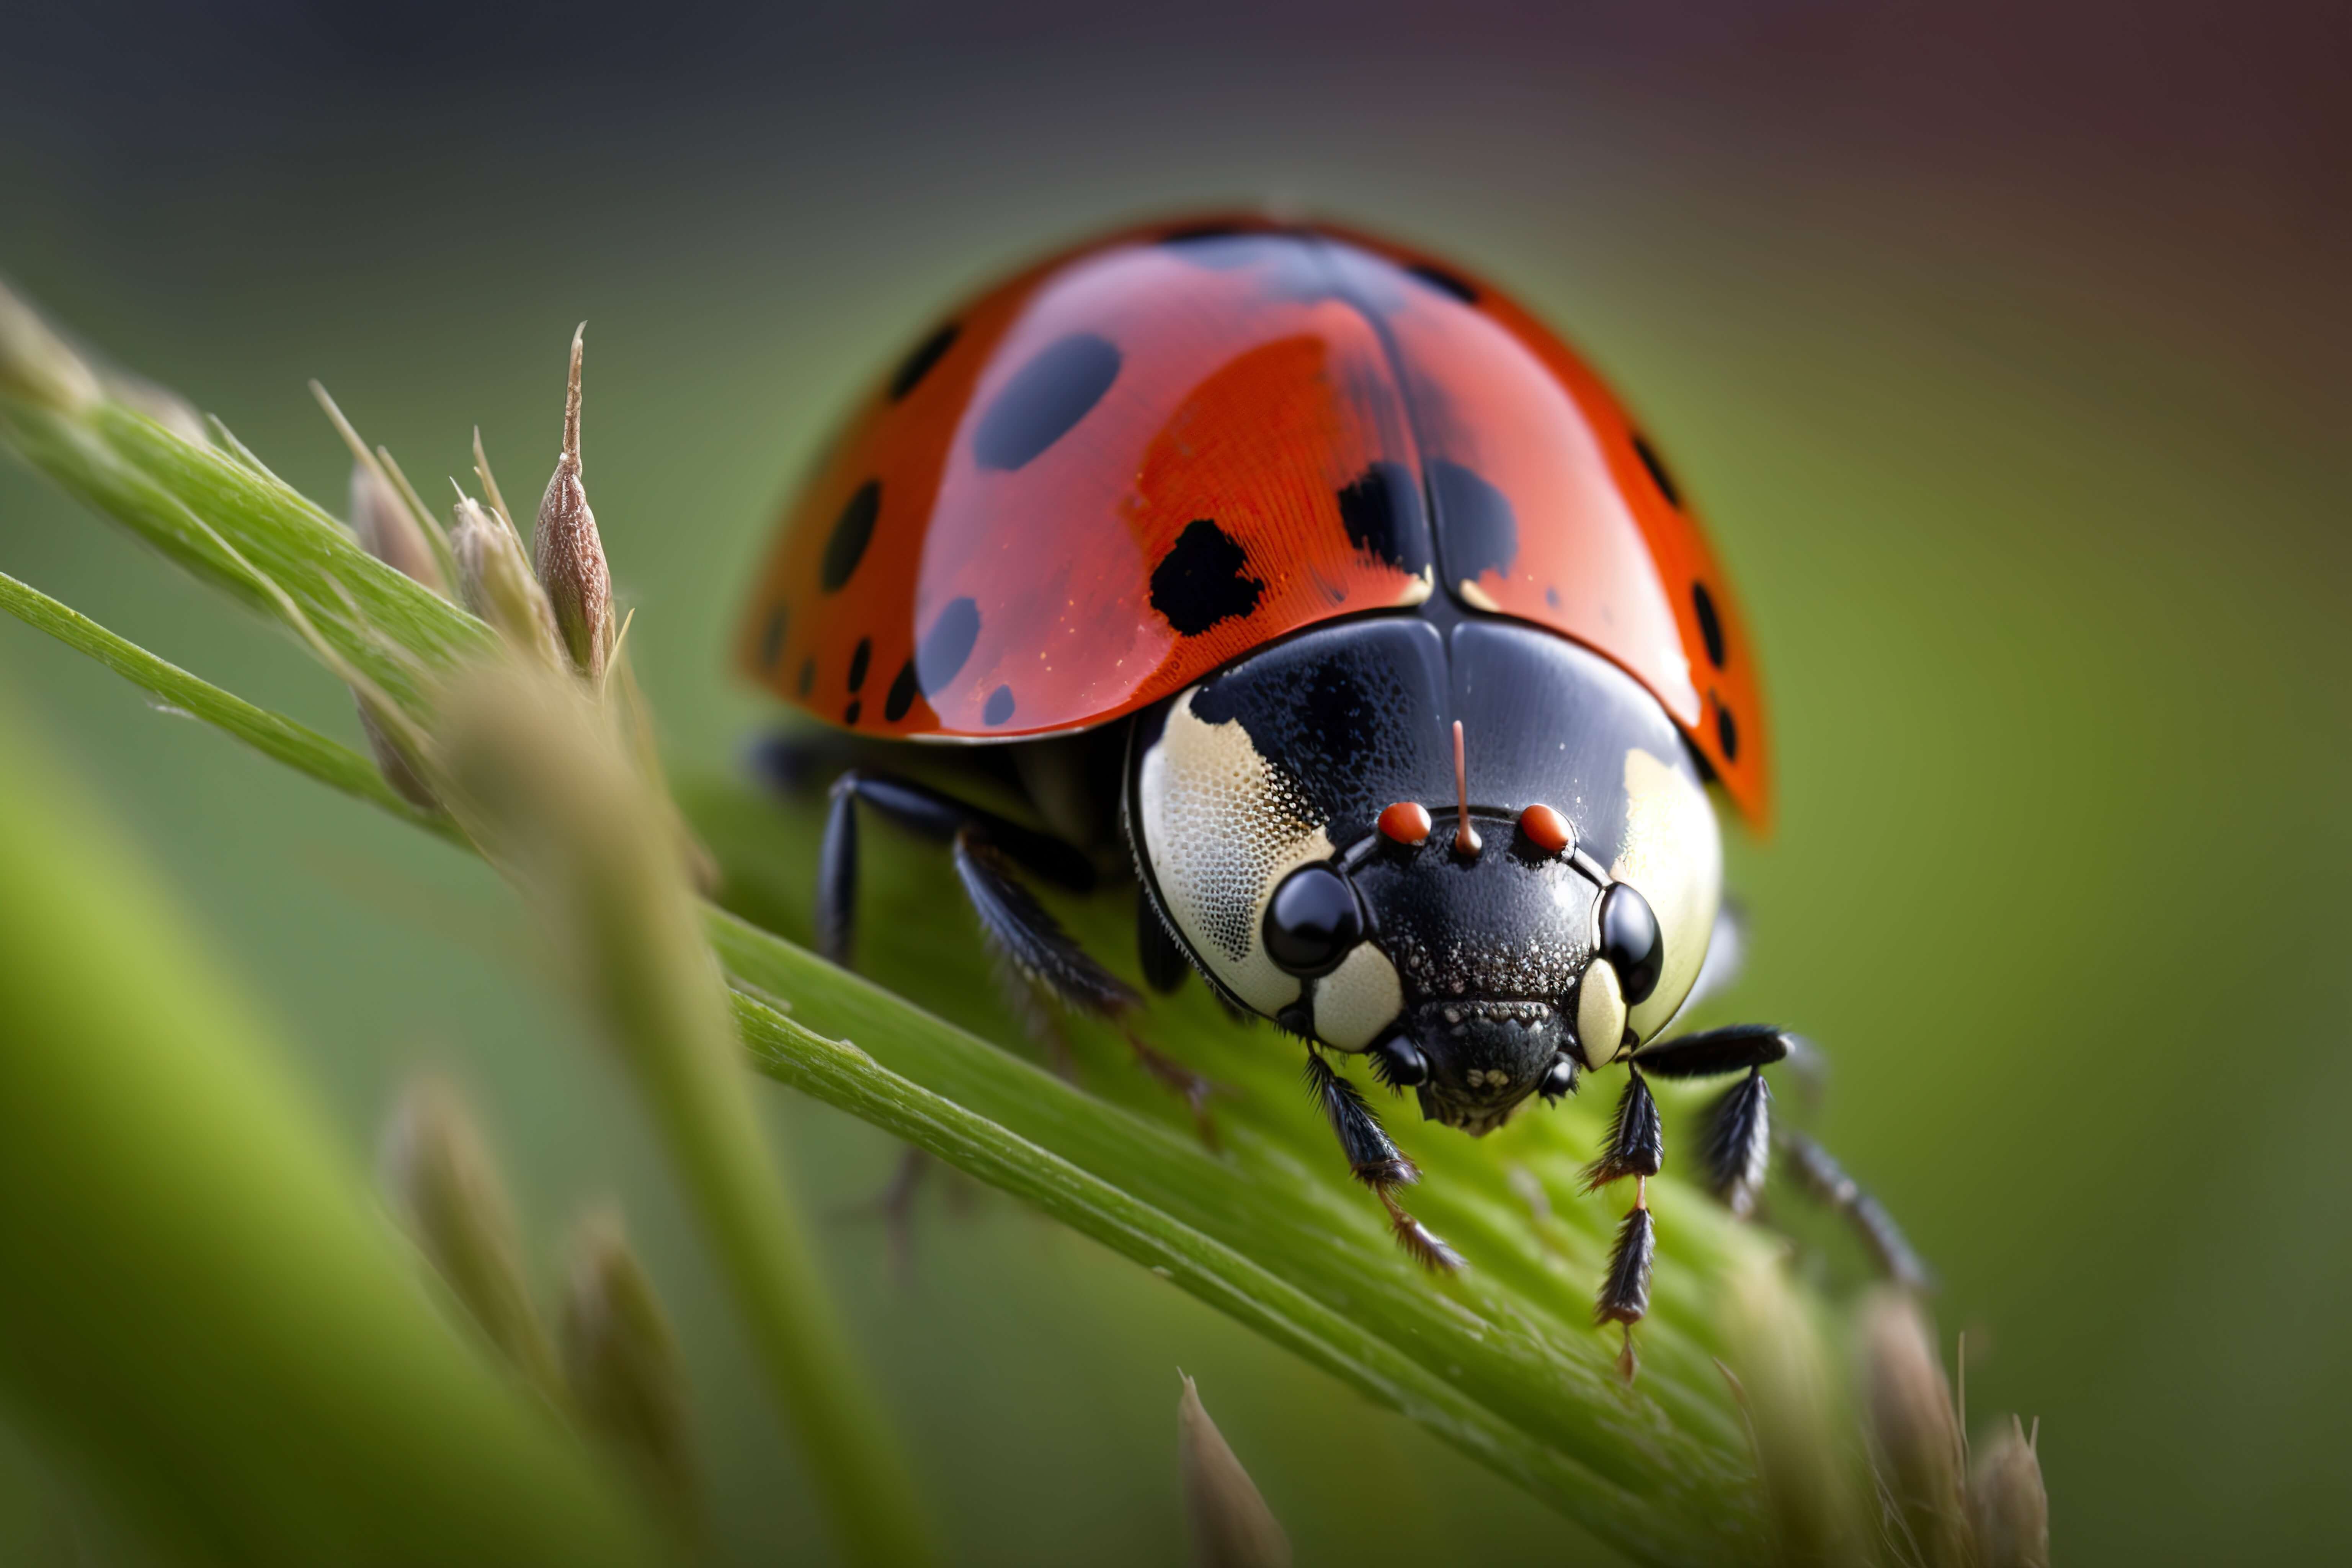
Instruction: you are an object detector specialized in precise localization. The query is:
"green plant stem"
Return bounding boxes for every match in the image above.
[0,696,668,1568]
[437,669,931,1566]
[0,568,461,843]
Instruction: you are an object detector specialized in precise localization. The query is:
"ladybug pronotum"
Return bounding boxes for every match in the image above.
[737,214,1921,1355]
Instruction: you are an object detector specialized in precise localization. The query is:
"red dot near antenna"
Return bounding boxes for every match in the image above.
[1519,804,1574,855]
[1378,801,1433,845]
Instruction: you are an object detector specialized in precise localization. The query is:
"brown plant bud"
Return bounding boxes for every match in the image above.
[349,460,447,594]
[560,1207,697,1519]
[379,1075,562,1399]
[1859,1290,1969,1568]
[1178,1374,1291,1568]
[1971,1416,2050,1568]
[534,324,613,684]
[452,495,565,672]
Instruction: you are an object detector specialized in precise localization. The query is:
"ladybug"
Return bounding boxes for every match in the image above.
[737,215,1919,1344]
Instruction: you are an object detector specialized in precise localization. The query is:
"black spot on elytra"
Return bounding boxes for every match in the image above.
[1633,433,1682,509]
[1715,700,1739,762]
[884,659,920,722]
[1405,262,1478,304]
[972,333,1121,471]
[844,698,862,725]
[917,596,981,694]
[847,637,871,692]
[1150,519,1264,635]
[1428,461,1517,582]
[1336,461,1429,574]
[820,481,880,592]
[796,657,815,696]
[1545,584,1561,609]
[983,685,1016,726]
[1692,581,1726,668]
[888,322,959,402]
[758,605,787,669]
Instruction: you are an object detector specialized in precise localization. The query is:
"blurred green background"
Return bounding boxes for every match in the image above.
[2,3,2344,1563]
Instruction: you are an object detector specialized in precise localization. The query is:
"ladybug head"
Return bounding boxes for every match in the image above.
[1259,819,1666,1133]
[1129,619,1722,1136]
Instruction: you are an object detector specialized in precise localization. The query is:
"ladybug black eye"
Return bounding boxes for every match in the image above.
[1598,883,1665,1006]
[1263,864,1364,976]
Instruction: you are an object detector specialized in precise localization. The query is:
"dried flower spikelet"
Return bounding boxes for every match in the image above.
[1859,1290,1969,1568]
[1970,1416,2050,1568]
[350,459,447,594]
[452,495,565,672]
[1725,1256,1869,1567]
[534,324,614,684]
[1177,1374,1292,1568]
[0,276,102,412]
[357,696,440,812]
[379,1075,562,1397]
[434,659,734,1098]
[560,1207,697,1517]
[100,366,209,446]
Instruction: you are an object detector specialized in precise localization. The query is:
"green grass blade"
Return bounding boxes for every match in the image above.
[0,692,670,1568]
[0,567,461,842]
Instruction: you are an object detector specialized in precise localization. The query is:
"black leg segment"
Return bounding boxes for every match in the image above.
[1698,1070,1772,1217]
[951,828,1137,1020]
[1581,1068,1664,1191]
[1779,1127,1932,1292]
[1302,1051,1462,1272]
[1630,1023,1792,1079]
[816,767,1097,969]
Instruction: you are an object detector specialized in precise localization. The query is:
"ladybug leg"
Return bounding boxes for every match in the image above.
[1633,1025,1928,1289]
[948,828,1137,1019]
[956,831,1229,1140]
[1776,1128,1931,1292]
[1302,1050,1464,1272]
[816,768,1096,965]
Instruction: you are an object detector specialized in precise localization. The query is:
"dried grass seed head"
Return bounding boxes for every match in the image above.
[1177,1374,1292,1568]
[1725,1256,1871,1565]
[0,276,103,412]
[1859,1290,1970,1568]
[535,323,613,684]
[379,1074,562,1394]
[452,494,565,673]
[1970,1416,2051,1568]
[561,1206,697,1516]
[350,459,448,594]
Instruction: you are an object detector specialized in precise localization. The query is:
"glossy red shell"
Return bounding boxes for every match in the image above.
[737,215,1771,825]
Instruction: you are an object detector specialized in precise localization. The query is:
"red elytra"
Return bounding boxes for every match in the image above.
[737,214,1770,827]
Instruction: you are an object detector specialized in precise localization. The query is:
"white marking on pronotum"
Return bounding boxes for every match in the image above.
[1613,745,1723,1041]
[1139,688,1333,1015]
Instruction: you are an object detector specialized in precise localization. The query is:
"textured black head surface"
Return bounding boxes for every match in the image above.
[1145,613,1702,1130]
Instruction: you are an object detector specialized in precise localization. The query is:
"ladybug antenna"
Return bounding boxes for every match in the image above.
[1452,720,1482,857]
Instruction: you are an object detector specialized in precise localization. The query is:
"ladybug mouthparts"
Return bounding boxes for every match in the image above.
[1404,996,1573,1134]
